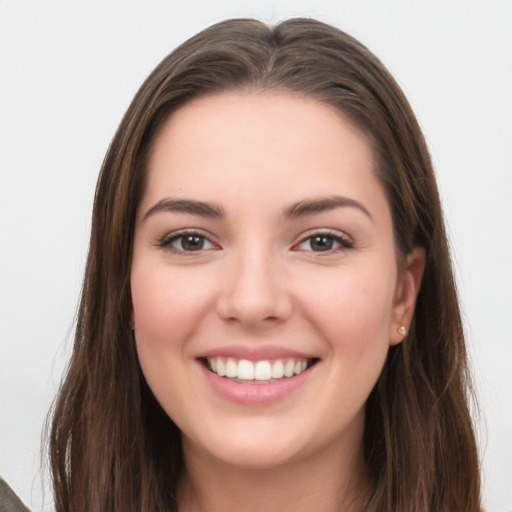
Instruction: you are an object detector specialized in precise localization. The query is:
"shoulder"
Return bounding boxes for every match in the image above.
[0,478,31,512]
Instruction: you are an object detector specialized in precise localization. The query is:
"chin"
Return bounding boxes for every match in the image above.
[209,443,304,470]
[183,423,312,470]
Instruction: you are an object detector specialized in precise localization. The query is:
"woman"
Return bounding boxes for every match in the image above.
[48,18,481,511]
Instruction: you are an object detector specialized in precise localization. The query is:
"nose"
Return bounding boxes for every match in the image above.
[216,247,293,329]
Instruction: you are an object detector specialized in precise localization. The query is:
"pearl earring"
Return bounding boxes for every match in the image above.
[398,325,406,335]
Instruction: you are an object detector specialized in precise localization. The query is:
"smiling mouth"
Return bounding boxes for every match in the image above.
[201,357,319,384]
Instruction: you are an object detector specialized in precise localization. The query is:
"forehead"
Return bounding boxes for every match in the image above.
[150,91,372,164]
[141,91,388,221]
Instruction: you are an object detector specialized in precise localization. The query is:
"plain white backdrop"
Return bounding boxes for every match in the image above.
[1,1,511,510]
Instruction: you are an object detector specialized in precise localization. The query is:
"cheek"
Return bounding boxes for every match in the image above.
[309,270,396,411]
[130,264,217,404]
[130,264,215,420]
[298,266,396,354]
[131,264,216,344]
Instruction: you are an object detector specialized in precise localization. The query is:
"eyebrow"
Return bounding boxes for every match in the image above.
[283,195,373,222]
[143,198,224,220]
[143,195,372,222]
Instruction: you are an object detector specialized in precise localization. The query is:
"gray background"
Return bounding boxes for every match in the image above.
[1,1,511,510]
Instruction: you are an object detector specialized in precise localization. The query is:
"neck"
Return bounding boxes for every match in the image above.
[177,436,369,512]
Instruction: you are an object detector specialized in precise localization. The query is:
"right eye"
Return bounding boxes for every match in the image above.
[159,231,218,253]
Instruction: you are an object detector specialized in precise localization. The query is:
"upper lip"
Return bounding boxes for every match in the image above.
[197,345,318,361]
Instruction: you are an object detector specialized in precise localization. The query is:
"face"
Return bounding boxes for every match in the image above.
[131,92,418,470]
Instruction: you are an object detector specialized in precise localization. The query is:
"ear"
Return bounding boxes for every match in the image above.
[389,246,426,346]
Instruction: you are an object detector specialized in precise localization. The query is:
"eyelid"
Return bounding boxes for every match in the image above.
[156,227,353,254]
[157,228,221,253]
[291,228,354,253]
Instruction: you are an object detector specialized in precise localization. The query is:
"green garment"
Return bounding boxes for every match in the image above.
[0,478,30,512]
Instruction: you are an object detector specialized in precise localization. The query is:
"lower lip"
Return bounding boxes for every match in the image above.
[198,361,315,405]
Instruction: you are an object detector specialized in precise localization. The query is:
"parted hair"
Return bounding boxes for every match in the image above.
[48,18,481,511]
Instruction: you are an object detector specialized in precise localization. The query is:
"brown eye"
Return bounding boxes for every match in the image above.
[179,235,205,251]
[159,231,217,253]
[295,232,353,253]
[309,235,334,251]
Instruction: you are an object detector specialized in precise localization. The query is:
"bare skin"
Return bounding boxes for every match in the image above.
[178,427,369,512]
[131,92,425,512]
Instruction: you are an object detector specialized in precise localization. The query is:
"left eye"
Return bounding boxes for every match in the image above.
[161,233,216,252]
[295,234,352,252]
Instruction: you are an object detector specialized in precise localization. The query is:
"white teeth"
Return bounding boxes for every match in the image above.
[271,360,284,379]
[217,359,226,377]
[225,358,237,378]
[237,359,255,380]
[255,361,272,381]
[284,360,295,378]
[207,356,312,382]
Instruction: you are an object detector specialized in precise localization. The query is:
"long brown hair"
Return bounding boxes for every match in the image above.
[48,18,481,511]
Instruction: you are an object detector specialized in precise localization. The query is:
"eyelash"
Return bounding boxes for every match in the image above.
[158,230,218,253]
[157,229,354,255]
[293,229,354,255]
